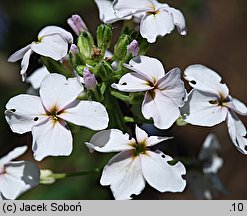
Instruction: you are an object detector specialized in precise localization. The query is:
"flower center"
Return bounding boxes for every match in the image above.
[47,105,64,122]
[209,94,231,107]
[0,166,6,175]
[146,10,160,15]
[35,37,43,44]
[147,89,156,99]
[146,79,158,99]
[130,141,148,157]
[146,3,159,15]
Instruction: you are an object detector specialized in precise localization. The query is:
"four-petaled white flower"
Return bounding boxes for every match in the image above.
[85,125,186,200]
[0,146,40,200]
[8,26,73,81]
[112,56,186,129]
[5,73,109,161]
[112,0,186,43]
[182,65,247,154]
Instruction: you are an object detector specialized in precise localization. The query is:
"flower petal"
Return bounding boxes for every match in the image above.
[38,26,73,44]
[113,0,152,17]
[85,129,134,153]
[125,56,165,82]
[226,111,247,154]
[95,0,132,23]
[142,90,181,129]
[20,49,33,81]
[0,174,24,200]
[111,72,152,92]
[182,90,228,127]
[203,156,223,174]
[164,7,187,35]
[8,44,31,62]
[39,73,83,112]
[184,64,229,96]
[0,161,40,200]
[26,66,50,90]
[100,151,145,200]
[0,146,27,166]
[5,94,46,134]
[141,150,186,192]
[157,67,186,107]
[231,98,247,116]
[59,100,109,130]
[31,35,68,61]
[32,118,73,161]
[135,125,148,144]
[140,11,174,43]
[145,136,173,147]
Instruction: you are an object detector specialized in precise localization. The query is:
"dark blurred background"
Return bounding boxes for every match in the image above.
[0,0,247,199]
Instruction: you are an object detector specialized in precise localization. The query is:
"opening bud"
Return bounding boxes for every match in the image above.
[67,14,88,36]
[70,44,79,56]
[127,40,139,57]
[83,68,97,90]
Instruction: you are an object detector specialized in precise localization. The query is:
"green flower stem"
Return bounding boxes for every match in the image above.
[65,168,100,177]
[124,116,135,123]
[104,87,127,131]
[176,116,188,127]
[111,91,129,102]
[89,88,104,102]
[109,97,127,131]
[124,116,153,124]
[50,168,100,180]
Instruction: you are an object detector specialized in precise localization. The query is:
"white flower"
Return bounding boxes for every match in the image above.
[183,64,247,154]
[85,125,186,200]
[113,0,186,43]
[0,146,40,200]
[187,134,226,200]
[5,73,109,161]
[8,26,73,81]
[112,56,186,129]
[95,0,132,24]
[199,134,223,174]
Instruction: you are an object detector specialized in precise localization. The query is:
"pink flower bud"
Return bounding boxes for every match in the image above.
[67,14,88,36]
[83,68,97,90]
[70,44,79,56]
[127,40,139,57]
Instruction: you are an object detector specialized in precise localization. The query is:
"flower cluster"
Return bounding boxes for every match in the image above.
[2,0,246,199]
